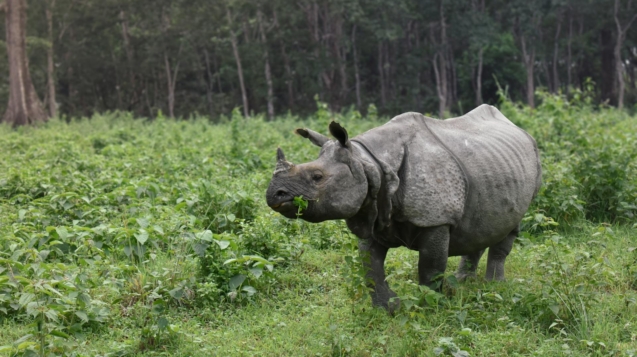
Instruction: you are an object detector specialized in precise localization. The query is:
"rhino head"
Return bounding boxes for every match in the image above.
[266,122,380,223]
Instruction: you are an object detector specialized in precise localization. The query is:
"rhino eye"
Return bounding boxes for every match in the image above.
[311,172,323,181]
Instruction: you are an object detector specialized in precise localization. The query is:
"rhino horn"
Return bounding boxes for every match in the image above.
[275,147,294,174]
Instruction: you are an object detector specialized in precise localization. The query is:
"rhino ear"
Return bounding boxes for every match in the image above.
[329,121,349,147]
[294,128,329,147]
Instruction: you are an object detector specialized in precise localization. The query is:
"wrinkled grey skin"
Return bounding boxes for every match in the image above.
[266,105,542,313]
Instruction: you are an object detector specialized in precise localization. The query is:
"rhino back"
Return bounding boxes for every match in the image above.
[428,105,541,252]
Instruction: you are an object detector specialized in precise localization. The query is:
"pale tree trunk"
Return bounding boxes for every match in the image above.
[352,25,362,111]
[520,34,536,108]
[430,1,449,119]
[227,8,249,117]
[440,4,449,115]
[449,47,457,108]
[413,22,422,110]
[203,48,215,118]
[378,41,386,107]
[3,0,47,126]
[476,47,484,105]
[567,15,573,93]
[433,52,447,119]
[552,17,561,93]
[281,44,294,109]
[299,1,327,102]
[45,0,56,117]
[613,0,637,109]
[542,59,552,92]
[335,17,348,108]
[386,42,395,101]
[119,10,136,109]
[257,8,274,120]
[163,51,180,118]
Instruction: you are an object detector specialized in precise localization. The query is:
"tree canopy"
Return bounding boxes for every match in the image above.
[1,0,636,120]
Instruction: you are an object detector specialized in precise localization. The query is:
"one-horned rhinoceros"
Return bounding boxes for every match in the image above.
[266,104,541,311]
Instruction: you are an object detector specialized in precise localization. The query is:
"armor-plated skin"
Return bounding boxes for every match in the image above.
[266,105,541,312]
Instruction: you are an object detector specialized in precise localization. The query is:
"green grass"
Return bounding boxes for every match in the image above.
[3,227,636,356]
[1,97,636,356]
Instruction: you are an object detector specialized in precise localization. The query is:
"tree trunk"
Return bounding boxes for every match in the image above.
[613,0,637,109]
[119,10,136,109]
[163,43,181,118]
[430,1,449,118]
[203,48,215,118]
[3,0,47,126]
[433,52,446,119]
[257,9,274,120]
[553,18,561,93]
[476,47,484,105]
[520,35,535,108]
[542,59,552,93]
[281,43,294,109]
[45,0,56,117]
[352,25,362,111]
[600,29,615,103]
[378,41,386,107]
[227,8,249,117]
[567,15,573,93]
[449,46,457,108]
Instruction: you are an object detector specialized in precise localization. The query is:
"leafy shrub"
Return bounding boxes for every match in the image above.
[501,88,637,226]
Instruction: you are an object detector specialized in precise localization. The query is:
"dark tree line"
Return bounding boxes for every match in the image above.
[1,0,636,124]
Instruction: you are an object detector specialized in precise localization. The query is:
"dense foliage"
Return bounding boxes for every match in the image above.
[2,0,637,120]
[0,94,636,355]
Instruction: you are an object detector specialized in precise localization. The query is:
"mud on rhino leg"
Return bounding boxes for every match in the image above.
[485,225,520,281]
[456,249,485,281]
[358,239,399,312]
[417,225,450,290]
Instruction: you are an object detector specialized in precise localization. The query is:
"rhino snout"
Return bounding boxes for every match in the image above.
[266,186,296,212]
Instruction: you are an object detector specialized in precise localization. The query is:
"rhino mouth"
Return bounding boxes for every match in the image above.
[269,200,292,210]
[270,200,303,219]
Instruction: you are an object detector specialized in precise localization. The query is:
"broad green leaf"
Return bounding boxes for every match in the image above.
[137,218,149,228]
[249,267,263,279]
[157,317,169,330]
[214,239,230,250]
[56,227,69,240]
[242,285,257,296]
[135,230,149,245]
[169,287,184,299]
[197,230,213,242]
[75,311,89,322]
[229,274,246,291]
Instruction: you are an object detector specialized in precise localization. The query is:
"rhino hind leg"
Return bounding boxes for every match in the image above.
[485,225,520,281]
[456,249,485,281]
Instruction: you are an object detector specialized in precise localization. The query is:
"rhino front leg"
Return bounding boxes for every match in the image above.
[358,239,399,312]
[485,225,519,281]
[417,225,450,289]
[456,249,485,281]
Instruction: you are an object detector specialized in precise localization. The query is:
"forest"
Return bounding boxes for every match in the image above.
[1,0,637,356]
[1,0,637,124]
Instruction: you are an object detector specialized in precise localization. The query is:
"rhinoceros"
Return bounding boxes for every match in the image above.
[266,104,541,311]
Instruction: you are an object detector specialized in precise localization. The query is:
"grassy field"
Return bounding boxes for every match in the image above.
[1,94,636,356]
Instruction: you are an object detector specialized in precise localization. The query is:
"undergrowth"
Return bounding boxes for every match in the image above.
[0,93,635,355]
